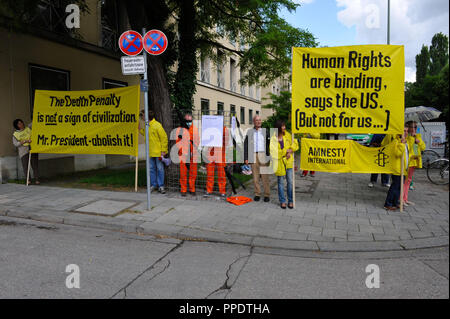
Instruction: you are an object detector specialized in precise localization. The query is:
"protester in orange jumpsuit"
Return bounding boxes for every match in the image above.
[205,126,229,198]
[176,113,199,196]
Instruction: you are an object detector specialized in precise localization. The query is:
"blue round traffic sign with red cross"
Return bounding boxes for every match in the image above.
[118,30,143,56]
[143,30,168,55]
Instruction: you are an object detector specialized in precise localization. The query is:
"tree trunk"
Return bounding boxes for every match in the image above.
[173,0,197,112]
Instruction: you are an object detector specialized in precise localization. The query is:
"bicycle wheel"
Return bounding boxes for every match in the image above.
[427,159,449,185]
[422,150,440,168]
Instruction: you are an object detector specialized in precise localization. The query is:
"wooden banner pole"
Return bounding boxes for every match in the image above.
[135,155,138,192]
[292,131,296,209]
[26,151,32,186]
[400,145,405,212]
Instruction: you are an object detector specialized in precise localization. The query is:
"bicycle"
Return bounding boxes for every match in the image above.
[421,149,441,168]
[427,158,449,185]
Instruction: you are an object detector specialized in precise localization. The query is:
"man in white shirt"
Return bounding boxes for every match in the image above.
[244,115,271,202]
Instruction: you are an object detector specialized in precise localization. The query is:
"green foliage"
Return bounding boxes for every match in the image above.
[196,0,317,87]
[261,91,292,130]
[406,32,449,127]
[429,32,449,76]
[415,45,430,84]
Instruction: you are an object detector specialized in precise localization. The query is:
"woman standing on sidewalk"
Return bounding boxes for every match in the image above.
[403,121,426,206]
[384,124,412,211]
[270,120,299,209]
[12,119,39,185]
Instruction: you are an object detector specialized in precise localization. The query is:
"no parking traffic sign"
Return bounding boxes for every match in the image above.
[118,30,143,56]
[143,30,168,55]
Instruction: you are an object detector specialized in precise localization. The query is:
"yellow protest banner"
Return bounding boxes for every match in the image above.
[300,138,401,174]
[30,86,140,156]
[292,45,404,134]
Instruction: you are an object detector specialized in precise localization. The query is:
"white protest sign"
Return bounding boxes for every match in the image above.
[121,56,146,75]
[201,115,224,147]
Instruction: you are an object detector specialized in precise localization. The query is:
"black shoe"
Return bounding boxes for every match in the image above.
[280,203,286,209]
[254,196,260,201]
[264,197,270,202]
[181,192,187,197]
[189,191,196,196]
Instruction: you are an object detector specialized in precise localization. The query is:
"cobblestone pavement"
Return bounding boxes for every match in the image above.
[1,169,448,251]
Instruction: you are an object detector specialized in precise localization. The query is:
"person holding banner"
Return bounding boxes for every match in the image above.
[301,133,320,177]
[384,125,412,211]
[176,113,199,196]
[270,120,299,209]
[368,134,392,188]
[403,121,426,206]
[12,119,40,185]
[205,126,229,198]
[139,110,168,194]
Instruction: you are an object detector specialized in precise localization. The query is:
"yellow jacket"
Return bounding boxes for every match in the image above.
[381,134,395,147]
[391,136,413,176]
[139,119,168,157]
[406,133,426,168]
[270,131,299,176]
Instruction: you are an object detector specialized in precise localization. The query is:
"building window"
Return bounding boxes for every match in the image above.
[249,109,253,123]
[230,104,236,116]
[200,56,210,83]
[217,102,224,115]
[249,85,254,98]
[29,64,70,117]
[240,106,245,124]
[230,58,237,92]
[240,71,246,96]
[101,0,120,52]
[201,99,210,115]
[217,51,225,88]
[102,78,127,89]
[29,1,72,36]
[256,110,259,116]
[256,86,261,100]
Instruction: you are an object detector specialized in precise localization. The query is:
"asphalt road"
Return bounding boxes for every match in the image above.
[0,216,448,299]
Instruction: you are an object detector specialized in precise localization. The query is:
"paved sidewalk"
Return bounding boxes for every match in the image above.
[1,169,448,252]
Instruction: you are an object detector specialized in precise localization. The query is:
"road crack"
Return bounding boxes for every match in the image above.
[205,247,253,299]
[110,240,184,299]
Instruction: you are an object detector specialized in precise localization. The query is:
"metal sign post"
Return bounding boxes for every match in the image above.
[142,27,152,211]
[119,28,168,211]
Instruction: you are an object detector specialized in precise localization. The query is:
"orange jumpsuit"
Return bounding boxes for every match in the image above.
[176,125,199,193]
[206,126,229,195]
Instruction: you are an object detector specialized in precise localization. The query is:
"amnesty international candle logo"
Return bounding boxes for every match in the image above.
[374,147,390,167]
[292,45,405,134]
[31,86,140,156]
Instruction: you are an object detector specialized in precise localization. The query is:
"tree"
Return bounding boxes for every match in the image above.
[429,32,449,76]
[261,91,292,130]
[415,45,430,84]
[171,0,317,111]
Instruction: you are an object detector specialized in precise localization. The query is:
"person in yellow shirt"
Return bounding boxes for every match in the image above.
[139,110,168,193]
[12,119,39,185]
[270,120,299,209]
[403,121,426,206]
[301,132,320,177]
[384,124,412,211]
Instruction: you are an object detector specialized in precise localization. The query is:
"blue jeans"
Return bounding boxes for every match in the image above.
[150,157,165,187]
[384,175,401,207]
[371,173,390,184]
[277,168,293,204]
